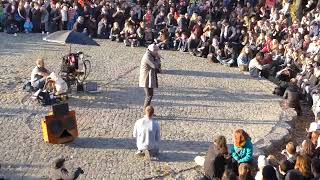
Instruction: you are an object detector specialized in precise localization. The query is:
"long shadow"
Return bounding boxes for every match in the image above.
[156,87,279,103]
[0,163,48,180]
[164,69,252,80]
[69,137,210,152]
[67,85,279,110]
[156,116,277,125]
[0,107,44,117]
[0,33,66,56]
[68,137,216,162]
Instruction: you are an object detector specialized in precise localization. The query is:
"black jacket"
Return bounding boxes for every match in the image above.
[203,144,229,179]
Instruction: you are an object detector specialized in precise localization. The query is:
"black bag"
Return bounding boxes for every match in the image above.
[37,91,55,106]
[23,82,34,92]
[61,58,75,73]
[76,82,84,92]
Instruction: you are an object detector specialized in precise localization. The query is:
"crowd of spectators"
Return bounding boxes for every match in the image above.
[1,0,320,178]
[195,126,320,180]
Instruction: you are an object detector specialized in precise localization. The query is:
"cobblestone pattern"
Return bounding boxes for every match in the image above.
[0,33,282,179]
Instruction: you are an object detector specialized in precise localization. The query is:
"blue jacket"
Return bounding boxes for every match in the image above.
[230,139,253,163]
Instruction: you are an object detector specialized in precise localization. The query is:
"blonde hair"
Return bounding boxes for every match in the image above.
[36,58,44,66]
[190,13,198,22]
[295,155,311,177]
[239,163,251,176]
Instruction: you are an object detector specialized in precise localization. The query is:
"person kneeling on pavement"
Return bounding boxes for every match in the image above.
[133,106,160,159]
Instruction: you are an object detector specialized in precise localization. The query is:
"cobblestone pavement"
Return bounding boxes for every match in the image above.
[0,33,282,179]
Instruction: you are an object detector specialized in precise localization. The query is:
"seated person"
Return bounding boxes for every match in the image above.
[239,163,255,180]
[110,22,122,42]
[221,42,236,66]
[155,28,169,50]
[249,52,270,78]
[237,46,252,71]
[178,32,189,52]
[230,129,253,164]
[46,72,68,96]
[24,17,33,33]
[194,35,210,58]
[97,17,110,39]
[124,25,138,47]
[281,142,297,167]
[278,160,295,179]
[173,31,181,50]
[283,78,302,116]
[5,20,19,34]
[72,16,87,35]
[144,27,154,45]
[133,106,160,159]
[208,38,220,63]
[30,58,50,90]
[194,136,230,179]
[188,33,200,55]
[137,22,146,46]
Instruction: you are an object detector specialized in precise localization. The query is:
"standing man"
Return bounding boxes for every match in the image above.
[133,106,161,158]
[139,44,161,109]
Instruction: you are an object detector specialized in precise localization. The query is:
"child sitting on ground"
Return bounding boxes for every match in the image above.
[178,32,189,52]
[110,22,122,42]
[24,17,33,33]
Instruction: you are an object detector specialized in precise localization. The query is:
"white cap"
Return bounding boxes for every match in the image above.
[308,122,320,132]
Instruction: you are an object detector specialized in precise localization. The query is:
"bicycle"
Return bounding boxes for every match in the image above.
[59,51,92,90]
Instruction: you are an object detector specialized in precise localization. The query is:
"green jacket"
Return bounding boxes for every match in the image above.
[230,139,253,163]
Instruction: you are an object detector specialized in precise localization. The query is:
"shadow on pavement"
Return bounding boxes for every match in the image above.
[164,69,251,80]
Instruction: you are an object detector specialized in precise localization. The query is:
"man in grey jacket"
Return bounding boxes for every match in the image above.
[139,44,161,109]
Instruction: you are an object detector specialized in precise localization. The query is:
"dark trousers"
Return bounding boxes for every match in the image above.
[144,88,154,109]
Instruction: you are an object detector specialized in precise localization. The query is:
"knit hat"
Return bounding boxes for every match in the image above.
[307,122,320,132]
[258,155,268,169]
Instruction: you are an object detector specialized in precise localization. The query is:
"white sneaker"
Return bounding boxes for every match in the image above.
[135,150,144,156]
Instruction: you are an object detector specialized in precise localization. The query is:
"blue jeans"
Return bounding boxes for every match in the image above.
[33,78,45,90]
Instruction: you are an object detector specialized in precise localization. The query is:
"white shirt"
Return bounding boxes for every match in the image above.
[133,116,160,151]
[249,58,263,71]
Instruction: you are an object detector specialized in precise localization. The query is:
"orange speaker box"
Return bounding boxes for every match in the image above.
[41,104,79,144]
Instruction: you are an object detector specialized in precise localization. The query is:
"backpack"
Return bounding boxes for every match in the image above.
[23,81,34,92]
[37,91,56,106]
